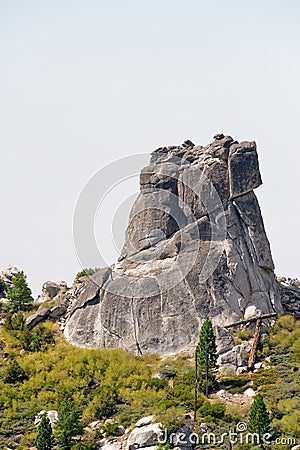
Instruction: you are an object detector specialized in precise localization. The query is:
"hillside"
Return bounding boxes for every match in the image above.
[0,303,299,449]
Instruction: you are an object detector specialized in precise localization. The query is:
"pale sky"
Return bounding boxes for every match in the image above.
[0,0,299,296]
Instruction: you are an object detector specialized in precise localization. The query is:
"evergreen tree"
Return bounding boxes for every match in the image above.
[35,413,54,450]
[4,359,29,384]
[55,397,83,449]
[5,311,26,331]
[194,317,217,418]
[248,394,271,444]
[6,272,33,312]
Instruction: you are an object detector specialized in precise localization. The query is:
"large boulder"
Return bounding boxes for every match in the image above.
[127,423,161,450]
[35,280,68,304]
[42,281,61,298]
[65,136,285,357]
[26,308,50,330]
[26,304,67,330]
[0,265,22,287]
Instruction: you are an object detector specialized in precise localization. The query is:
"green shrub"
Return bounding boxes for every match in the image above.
[71,440,98,450]
[198,400,226,420]
[146,378,168,391]
[275,315,296,332]
[4,311,26,331]
[103,421,122,436]
[92,385,120,419]
[236,327,254,341]
[158,365,177,378]
[156,406,185,435]
[74,268,100,284]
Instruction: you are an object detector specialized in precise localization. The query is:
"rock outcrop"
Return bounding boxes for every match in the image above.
[65,136,285,358]
[35,280,68,304]
[279,279,300,317]
[0,265,22,290]
[26,305,68,330]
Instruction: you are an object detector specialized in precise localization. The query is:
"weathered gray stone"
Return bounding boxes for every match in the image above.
[0,265,22,287]
[233,192,274,270]
[244,305,262,320]
[279,282,300,317]
[69,267,112,314]
[100,440,122,450]
[135,416,154,428]
[182,139,195,148]
[49,304,67,319]
[215,325,235,355]
[229,141,262,199]
[244,388,256,397]
[34,410,58,427]
[213,133,225,140]
[42,281,61,298]
[64,136,286,361]
[26,308,50,330]
[217,341,252,369]
[127,423,161,450]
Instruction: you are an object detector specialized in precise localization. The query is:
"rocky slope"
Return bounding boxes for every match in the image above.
[64,135,289,360]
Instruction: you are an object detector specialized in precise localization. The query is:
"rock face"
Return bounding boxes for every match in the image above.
[278,278,300,317]
[65,136,284,356]
[0,265,22,288]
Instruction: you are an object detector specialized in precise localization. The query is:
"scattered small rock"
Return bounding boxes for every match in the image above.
[105,418,115,425]
[213,133,224,140]
[87,420,101,430]
[200,422,210,433]
[135,415,154,427]
[244,305,262,320]
[254,362,263,370]
[244,388,256,397]
[216,389,227,397]
[34,410,58,427]
[182,139,195,148]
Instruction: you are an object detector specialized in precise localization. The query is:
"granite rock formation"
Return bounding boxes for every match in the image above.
[64,135,285,357]
[0,265,22,290]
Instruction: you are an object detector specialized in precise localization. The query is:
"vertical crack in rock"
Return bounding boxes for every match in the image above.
[131,297,143,355]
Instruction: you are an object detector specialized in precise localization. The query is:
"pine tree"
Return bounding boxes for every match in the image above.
[35,413,54,450]
[54,397,83,449]
[6,272,33,312]
[194,317,217,418]
[248,394,271,443]
[4,359,29,384]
